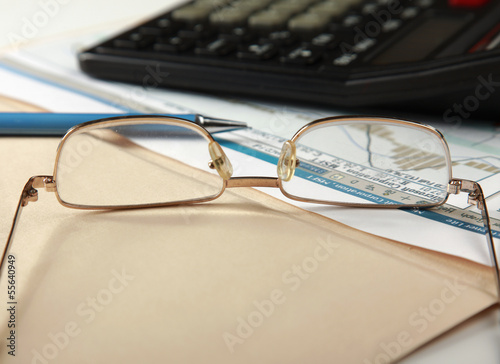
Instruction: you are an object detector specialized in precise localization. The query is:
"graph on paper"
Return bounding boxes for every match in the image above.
[215,124,500,238]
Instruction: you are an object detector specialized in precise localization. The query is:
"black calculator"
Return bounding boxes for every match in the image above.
[79,0,500,120]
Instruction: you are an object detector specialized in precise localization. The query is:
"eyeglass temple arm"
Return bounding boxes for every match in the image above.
[448,178,500,302]
[0,176,55,280]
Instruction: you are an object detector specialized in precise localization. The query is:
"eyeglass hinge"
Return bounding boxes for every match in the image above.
[447,179,484,210]
[21,176,56,207]
[32,176,57,192]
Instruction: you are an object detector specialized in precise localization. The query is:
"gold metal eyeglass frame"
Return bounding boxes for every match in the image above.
[1,114,499,301]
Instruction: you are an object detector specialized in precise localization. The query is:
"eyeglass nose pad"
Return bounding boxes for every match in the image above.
[208,141,233,180]
[277,140,297,182]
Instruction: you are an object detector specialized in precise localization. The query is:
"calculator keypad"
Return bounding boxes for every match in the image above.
[99,0,445,70]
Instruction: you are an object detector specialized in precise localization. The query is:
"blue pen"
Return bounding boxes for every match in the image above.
[0,112,248,135]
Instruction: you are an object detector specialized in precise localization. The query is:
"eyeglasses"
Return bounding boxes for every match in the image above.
[1,114,499,300]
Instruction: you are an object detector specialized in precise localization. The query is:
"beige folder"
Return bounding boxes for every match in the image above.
[0,136,497,364]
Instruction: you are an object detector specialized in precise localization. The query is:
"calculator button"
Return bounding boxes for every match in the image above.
[311,33,337,47]
[264,30,297,45]
[400,6,420,19]
[113,33,155,49]
[382,19,403,32]
[288,13,332,33]
[352,37,376,52]
[249,9,293,30]
[172,4,213,23]
[154,37,195,52]
[308,1,353,17]
[139,18,177,36]
[239,0,275,9]
[172,1,230,23]
[361,2,379,14]
[178,24,216,40]
[281,45,323,64]
[233,0,275,11]
[210,8,250,28]
[343,14,364,27]
[237,43,277,60]
[210,0,276,27]
[195,38,236,56]
[220,27,257,42]
[332,52,358,66]
[270,0,312,13]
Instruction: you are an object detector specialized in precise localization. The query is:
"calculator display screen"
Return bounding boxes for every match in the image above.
[371,16,468,65]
